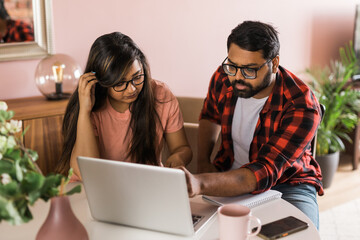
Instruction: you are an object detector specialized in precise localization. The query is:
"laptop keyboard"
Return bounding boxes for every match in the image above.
[192,214,204,226]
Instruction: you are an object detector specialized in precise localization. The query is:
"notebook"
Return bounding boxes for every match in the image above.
[77,156,218,236]
[202,189,282,208]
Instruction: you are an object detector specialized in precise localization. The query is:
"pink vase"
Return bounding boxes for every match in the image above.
[36,196,89,240]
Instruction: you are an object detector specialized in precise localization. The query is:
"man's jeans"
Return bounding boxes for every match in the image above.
[271,183,319,229]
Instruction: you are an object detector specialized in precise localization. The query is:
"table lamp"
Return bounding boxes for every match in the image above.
[35,54,82,100]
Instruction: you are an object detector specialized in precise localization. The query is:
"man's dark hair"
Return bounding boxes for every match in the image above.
[227,21,280,60]
[0,0,10,20]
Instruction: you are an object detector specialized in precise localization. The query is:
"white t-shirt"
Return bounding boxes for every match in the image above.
[231,96,268,169]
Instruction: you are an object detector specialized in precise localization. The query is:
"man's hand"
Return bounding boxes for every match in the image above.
[178,166,201,198]
[179,167,257,197]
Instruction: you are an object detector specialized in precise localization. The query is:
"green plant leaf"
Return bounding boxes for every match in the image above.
[0,102,82,226]
[308,41,360,155]
[26,149,39,163]
[5,111,14,121]
[13,198,32,224]
[20,125,30,139]
[0,160,13,174]
[21,172,45,193]
[63,168,73,186]
[21,172,45,204]
[14,160,23,182]
[39,174,62,201]
[4,148,21,161]
[65,184,82,196]
[1,181,21,197]
[0,197,24,225]
[28,191,42,205]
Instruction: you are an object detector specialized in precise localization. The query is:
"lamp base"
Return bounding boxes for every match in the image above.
[45,92,72,100]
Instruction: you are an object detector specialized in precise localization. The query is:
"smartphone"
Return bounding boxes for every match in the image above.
[257,216,309,239]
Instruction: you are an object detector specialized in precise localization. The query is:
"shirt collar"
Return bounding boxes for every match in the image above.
[261,66,285,113]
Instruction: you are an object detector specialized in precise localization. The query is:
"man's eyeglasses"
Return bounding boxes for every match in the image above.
[113,74,145,92]
[222,57,271,79]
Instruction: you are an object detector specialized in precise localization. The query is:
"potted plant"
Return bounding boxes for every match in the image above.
[0,100,87,239]
[307,42,360,188]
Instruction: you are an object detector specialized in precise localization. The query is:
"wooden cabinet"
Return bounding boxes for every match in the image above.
[5,96,69,175]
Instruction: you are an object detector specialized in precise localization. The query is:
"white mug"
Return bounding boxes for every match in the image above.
[218,204,261,240]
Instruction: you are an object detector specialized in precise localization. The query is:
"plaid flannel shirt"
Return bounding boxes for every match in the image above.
[200,65,324,195]
[2,19,34,43]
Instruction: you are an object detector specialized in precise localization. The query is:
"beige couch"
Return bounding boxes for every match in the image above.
[162,97,221,173]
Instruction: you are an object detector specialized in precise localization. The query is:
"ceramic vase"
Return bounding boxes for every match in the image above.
[36,196,89,240]
[316,151,340,189]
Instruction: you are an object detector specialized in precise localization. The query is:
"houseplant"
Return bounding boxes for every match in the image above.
[0,101,81,225]
[307,42,360,188]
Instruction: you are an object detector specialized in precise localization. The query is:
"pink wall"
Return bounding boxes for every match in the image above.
[1,0,359,100]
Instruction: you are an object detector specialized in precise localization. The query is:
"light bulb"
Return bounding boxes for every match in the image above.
[52,61,65,83]
[35,54,82,100]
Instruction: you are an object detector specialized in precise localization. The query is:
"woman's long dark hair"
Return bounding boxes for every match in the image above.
[56,32,159,174]
[0,0,10,20]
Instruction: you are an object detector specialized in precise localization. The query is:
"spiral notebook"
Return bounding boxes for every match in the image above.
[202,190,282,208]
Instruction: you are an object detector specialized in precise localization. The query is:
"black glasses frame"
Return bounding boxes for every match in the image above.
[112,74,145,92]
[222,57,271,79]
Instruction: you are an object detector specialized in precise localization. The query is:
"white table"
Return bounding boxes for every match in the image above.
[1,184,320,240]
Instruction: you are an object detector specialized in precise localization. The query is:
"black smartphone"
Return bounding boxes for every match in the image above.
[257,216,309,239]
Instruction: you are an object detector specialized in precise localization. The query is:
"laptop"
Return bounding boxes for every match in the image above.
[77,156,218,236]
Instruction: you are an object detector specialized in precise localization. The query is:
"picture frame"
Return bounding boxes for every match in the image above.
[0,0,54,62]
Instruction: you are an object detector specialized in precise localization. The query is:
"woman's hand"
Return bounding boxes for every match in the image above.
[165,153,189,168]
[164,128,192,168]
[78,72,98,114]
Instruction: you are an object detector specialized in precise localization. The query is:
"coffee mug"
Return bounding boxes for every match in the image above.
[218,204,261,240]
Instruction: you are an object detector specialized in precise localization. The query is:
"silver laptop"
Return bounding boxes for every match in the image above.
[77,156,218,236]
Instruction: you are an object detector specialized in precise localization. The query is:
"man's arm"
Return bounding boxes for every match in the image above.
[181,167,257,197]
[197,119,221,173]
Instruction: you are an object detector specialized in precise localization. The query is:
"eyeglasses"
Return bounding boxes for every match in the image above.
[222,57,271,79]
[112,74,145,92]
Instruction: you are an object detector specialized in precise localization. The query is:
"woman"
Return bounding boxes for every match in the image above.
[56,32,192,180]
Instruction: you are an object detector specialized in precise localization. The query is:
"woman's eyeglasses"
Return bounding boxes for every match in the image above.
[113,74,145,92]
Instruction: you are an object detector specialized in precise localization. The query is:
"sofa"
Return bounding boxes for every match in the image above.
[162,97,221,173]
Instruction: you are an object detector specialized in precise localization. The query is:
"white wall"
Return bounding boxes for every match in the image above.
[1,0,359,99]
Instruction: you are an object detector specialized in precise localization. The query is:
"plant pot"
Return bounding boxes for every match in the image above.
[316,151,340,189]
[36,196,88,240]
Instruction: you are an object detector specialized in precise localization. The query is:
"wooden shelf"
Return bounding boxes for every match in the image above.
[4,96,69,175]
[6,96,68,120]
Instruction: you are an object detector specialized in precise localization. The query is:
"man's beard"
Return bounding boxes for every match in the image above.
[231,68,272,98]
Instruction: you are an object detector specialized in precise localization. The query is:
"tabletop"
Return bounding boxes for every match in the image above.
[0,183,320,240]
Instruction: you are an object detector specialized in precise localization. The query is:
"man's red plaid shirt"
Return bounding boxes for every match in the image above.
[2,19,34,43]
[200,65,324,195]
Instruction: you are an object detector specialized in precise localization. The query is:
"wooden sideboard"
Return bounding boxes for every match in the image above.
[5,96,69,175]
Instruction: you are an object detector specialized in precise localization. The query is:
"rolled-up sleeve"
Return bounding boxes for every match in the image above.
[243,104,321,193]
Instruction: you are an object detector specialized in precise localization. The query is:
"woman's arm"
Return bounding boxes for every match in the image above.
[69,112,100,180]
[164,127,192,168]
[69,72,100,180]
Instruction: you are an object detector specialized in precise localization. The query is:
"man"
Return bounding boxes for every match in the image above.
[0,0,34,43]
[182,21,323,229]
